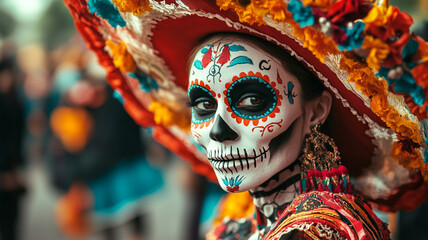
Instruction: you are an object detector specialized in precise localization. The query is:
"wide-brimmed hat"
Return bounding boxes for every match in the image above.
[65,0,428,211]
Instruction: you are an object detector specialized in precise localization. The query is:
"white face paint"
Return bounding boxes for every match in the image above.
[188,37,306,192]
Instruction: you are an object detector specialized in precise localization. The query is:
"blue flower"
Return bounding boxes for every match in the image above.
[338,21,365,51]
[287,0,314,27]
[88,0,126,28]
[129,72,158,92]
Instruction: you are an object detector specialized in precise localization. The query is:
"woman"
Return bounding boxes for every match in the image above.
[64,0,428,239]
[188,33,388,239]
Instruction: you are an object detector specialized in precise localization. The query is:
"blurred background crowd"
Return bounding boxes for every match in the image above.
[0,0,426,240]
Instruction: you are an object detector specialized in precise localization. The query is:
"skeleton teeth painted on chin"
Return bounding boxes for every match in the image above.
[208,147,270,174]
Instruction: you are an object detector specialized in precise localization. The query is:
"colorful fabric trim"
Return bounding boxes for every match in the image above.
[208,191,390,240]
[267,192,390,240]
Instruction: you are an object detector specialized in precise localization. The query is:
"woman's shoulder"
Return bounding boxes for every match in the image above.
[265,191,390,240]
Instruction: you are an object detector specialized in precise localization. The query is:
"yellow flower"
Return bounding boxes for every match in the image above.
[149,100,190,130]
[362,36,389,70]
[105,40,136,73]
[214,192,254,225]
[149,100,175,126]
[112,0,151,16]
[364,4,388,27]
[301,0,333,12]
[264,0,288,22]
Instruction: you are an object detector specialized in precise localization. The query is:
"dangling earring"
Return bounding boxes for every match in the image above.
[299,123,352,194]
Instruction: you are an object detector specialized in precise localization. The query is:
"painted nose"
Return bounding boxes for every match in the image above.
[209,115,239,142]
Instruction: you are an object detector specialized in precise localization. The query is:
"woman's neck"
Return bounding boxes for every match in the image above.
[249,162,301,226]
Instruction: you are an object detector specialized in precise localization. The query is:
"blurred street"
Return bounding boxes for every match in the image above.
[20,158,191,240]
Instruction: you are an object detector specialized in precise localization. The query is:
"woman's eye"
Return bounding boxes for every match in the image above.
[195,100,217,110]
[237,96,263,107]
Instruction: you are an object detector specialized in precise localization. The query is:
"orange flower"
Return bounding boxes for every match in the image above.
[412,62,428,88]
[217,0,291,25]
[214,192,254,225]
[265,0,288,22]
[392,142,428,181]
[217,0,266,25]
[112,0,151,16]
[340,53,422,144]
[302,0,333,12]
[149,100,190,130]
[362,35,389,70]
[105,40,137,73]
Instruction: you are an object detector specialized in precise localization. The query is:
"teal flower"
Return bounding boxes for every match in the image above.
[338,21,365,51]
[88,0,126,28]
[287,0,314,27]
[378,67,425,106]
[129,72,158,92]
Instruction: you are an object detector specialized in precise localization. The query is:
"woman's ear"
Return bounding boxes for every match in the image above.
[304,90,332,128]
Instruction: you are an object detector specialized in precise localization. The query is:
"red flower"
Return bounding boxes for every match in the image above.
[365,6,413,42]
[327,0,371,25]
[383,33,411,67]
[387,6,413,38]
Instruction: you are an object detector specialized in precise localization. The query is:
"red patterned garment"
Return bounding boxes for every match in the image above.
[208,191,390,240]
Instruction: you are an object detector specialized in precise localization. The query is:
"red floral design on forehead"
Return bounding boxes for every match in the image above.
[223,71,283,127]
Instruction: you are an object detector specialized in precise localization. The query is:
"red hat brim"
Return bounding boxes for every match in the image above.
[65,0,428,211]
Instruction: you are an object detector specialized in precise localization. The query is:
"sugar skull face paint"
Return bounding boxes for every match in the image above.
[188,37,307,192]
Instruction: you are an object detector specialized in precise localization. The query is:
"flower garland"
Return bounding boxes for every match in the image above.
[105,40,190,131]
[112,0,151,16]
[216,0,428,177]
[106,40,137,73]
[217,0,288,25]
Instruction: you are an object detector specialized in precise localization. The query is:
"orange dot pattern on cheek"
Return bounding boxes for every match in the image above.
[191,118,215,129]
[223,71,283,127]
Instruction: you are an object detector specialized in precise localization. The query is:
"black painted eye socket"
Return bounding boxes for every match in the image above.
[188,85,217,123]
[227,76,277,119]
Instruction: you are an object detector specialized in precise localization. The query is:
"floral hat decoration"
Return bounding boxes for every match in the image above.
[64,0,428,211]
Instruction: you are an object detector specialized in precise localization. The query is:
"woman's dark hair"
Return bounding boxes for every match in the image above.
[188,32,325,101]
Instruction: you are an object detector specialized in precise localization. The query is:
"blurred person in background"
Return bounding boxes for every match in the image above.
[0,41,26,240]
[47,45,165,240]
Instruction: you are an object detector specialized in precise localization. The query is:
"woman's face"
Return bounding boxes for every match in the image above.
[188,36,307,192]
